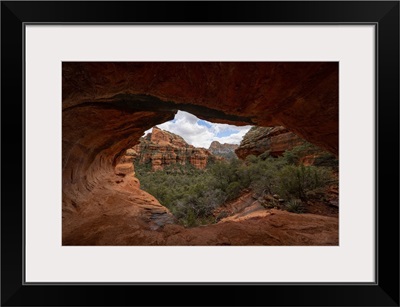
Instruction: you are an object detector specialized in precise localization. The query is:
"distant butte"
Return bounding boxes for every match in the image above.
[129,127,219,171]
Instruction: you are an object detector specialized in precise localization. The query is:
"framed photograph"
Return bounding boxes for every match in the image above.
[2,1,399,306]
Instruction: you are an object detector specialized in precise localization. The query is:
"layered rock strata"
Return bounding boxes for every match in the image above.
[130,127,214,171]
[235,126,305,159]
[62,62,338,245]
[208,141,239,159]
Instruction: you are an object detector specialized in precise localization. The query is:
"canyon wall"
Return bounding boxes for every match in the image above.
[208,141,238,159]
[62,62,338,245]
[130,127,215,171]
[235,126,305,159]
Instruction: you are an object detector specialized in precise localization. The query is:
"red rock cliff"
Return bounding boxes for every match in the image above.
[235,126,305,159]
[130,127,214,171]
[208,141,239,159]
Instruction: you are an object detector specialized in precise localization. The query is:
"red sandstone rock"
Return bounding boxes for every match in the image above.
[300,154,318,166]
[62,62,338,245]
[63,208,338,246]
[132,127,213,170]
[63,62,338,153]
[208,141,238,159]
[235,126,305,159]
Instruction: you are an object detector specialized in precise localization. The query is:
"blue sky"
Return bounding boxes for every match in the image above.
[145,111,252,148]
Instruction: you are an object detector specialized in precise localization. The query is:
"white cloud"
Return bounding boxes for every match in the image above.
[145,111,252,148]
[214,129,250,145]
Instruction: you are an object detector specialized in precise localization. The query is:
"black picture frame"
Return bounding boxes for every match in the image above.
[1,1,399,306]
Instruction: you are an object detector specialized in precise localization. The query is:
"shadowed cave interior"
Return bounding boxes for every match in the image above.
[62,62,338,245]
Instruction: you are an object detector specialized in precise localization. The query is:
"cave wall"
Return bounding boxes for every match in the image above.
[62,62,338,243]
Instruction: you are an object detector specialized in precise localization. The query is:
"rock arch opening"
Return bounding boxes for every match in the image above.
[62,62,338,245]
[127,111,338,229]
[127,111,253,227]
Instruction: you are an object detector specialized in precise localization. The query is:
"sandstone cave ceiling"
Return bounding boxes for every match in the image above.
[61,62,339,245]
[62,62,338,201]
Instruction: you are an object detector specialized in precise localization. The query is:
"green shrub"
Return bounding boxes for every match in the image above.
[226,181,242,200]
[285,199,305,213]
[283,142,338,171]
[258,151,271,161]
[133,147,336,227]
[245,154,259,164]
[314,153,339,170]
[277,164,332,200]
[283,142,320,165]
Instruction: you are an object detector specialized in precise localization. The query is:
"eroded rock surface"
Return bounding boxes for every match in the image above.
[131,127,215,171]
[64,208,338,246]
[235,126,305,159]
[208,141,239,159]
[62,62,338,245]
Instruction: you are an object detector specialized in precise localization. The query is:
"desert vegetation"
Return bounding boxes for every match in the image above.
[134,142,338,227]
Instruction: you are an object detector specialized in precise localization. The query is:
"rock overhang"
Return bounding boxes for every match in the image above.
[62,62,338,244]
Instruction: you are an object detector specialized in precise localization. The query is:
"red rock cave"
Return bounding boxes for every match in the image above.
[62,62,338,245]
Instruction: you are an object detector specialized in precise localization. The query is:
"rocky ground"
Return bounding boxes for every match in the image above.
[63,160,338,246]
[63,198,338,246]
